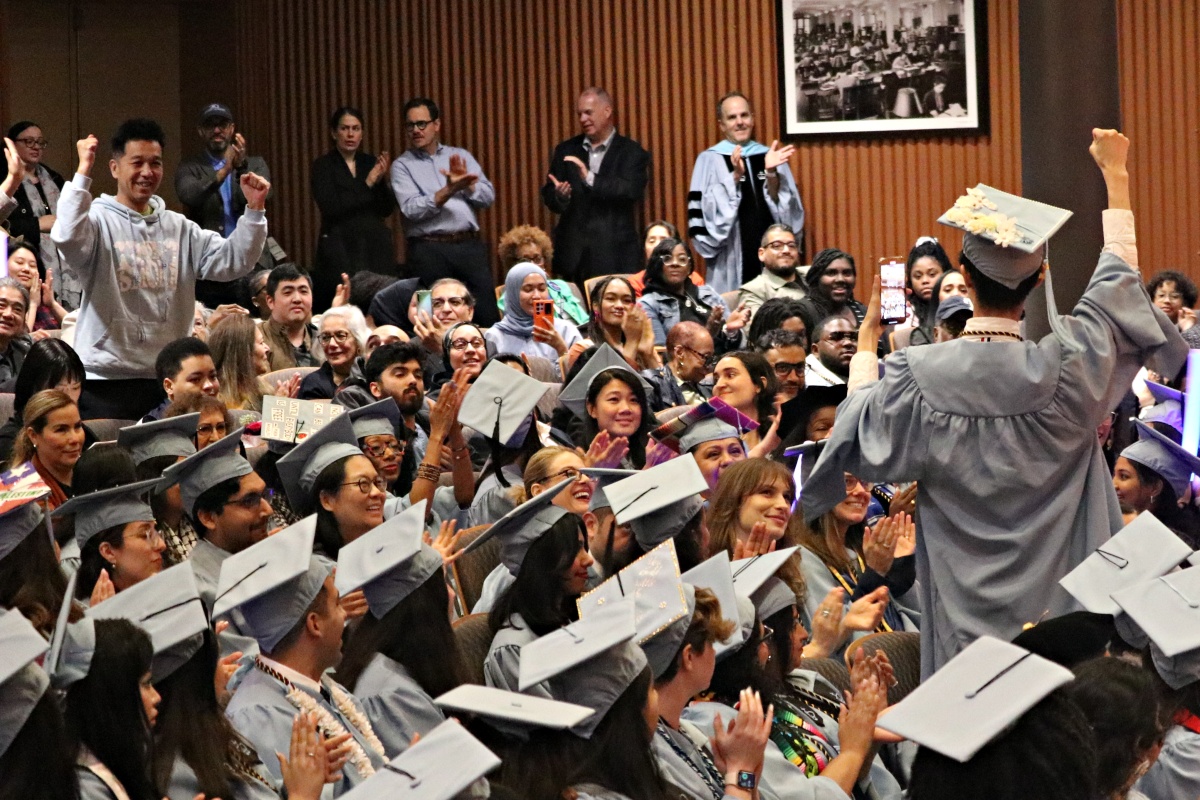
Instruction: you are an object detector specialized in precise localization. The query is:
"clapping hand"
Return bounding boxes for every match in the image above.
[225,132,247,169]
[339,590,369,621]
[276,713,328,800]
[710,688,773,777]
[583,430,629,469]
[89,568,116,606]
[644,439,677,468]
[1,138,24,196]
[730,145,746,182]
[705,305,726,338]
[547,172,572,201]
[842,586,888,632]
[804,588,847,659]
[764,139,795,171]
[366,152,390,187]
[732,521,778,560]
[838,672,887,758]
[425,519,464,565]
[440,153,478,194]
[331,273,352,307]
[273,372,303,399]
[240,172,271,211]
[863,512,910,576]
[563,155,589,182]
[724,303,750,335]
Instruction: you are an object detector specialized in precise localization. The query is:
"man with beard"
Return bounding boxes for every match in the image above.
[760,329,807,401]
[805,316,857,387]
[797,247,867,334]
[364,340,431,469]
[738,223,808,317]
[176,103,273,307]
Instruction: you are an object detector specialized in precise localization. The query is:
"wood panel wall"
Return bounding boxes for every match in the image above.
[233,0,1021,295]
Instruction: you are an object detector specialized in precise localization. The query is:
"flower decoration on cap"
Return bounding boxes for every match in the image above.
[946,188,1023,248]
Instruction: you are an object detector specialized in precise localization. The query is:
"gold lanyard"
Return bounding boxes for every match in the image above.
[827,554,893,633]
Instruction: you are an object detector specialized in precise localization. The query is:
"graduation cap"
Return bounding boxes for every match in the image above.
[650,398,758,454]
[0,610,50,758]
[1120,419,1200,498]
[751,576,798,622]
[935,295,974,323]
[1058,511,1191,615]
[86,561,210,681]
[162,427,253,516]
[335,500,442,619]
[457,360,549,446]
[606,458,708,549]
[1110,565,1200,688]
[580,468,637,513]
[1010,611,1117,668]
[784,439,826,516]
[47,572,95,688]
[0,489,47,563]
[937,184,1072,289]
[117,414,199,466]
[210,515,328,653]
[460,479,573,576]
[558,344,652,419]
[339,719,500,800]
[53,477,161,551]
[518,594,637,691]
[1142,382,1185,436]
[677,418,741,454]
[730,547,801,598]
[260,397,347,444]
[276,413,362,514]
[578,541,693,679]
[435,684,594,731]
[347,397,402,440]
[682,551,748,658]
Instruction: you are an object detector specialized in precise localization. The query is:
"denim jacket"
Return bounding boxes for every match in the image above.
[638,286,743,352]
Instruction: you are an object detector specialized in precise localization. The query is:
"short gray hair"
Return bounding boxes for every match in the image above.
[581,87,613,107]
[0,277,31,311]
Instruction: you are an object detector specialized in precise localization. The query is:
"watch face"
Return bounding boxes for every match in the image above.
[737,771,756,789]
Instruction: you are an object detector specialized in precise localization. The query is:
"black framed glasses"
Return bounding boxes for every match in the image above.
[772,362,804,377]
[449,337,486,352]
[342,476,387,494]
[680,344,716,368]
[542,466,583,485]
[15,137,48,148]
[225,489,274,510]
[765,240,799,252]
[405,119,434,131]
[318,330,354,345]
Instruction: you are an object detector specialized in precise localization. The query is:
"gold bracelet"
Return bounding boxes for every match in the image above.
[417,463,441,482]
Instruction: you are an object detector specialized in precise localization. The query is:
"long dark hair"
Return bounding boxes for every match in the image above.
[65,619,157,800]
[802,248,857,322]
[0,517,68,636]
[748,297,809,350]
[75,522,131,601]
[489,514,586,636]
[718,351,776,424]
[13,339,85,416]
[0,690,80,800]
[338,568,469,697]
[584,276,638,345]
[582,368,653,468]
[1130,460,1196,546]
[707,613,778,705]
[312,455,352,559]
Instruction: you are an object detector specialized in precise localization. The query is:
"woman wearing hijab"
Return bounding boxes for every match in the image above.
[484,262,582,377]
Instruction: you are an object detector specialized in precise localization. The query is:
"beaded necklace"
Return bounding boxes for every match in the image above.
[655,719,724,800]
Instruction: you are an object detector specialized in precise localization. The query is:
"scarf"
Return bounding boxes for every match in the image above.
[491,262,546,338]
[32,454,70,510]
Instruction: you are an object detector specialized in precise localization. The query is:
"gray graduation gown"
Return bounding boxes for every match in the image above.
[1135,725,1200,800]
[165,757,278,800]
[189,538,258,659]
[76,770,122,800]
[802,253,1187,676]
[482,612,550,698]
[352,653,445,756]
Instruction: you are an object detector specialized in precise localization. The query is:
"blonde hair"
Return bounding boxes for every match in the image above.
[11,389,76,468]
[498,225,554,273]
[508,446,579,505]
[209,314,265,411]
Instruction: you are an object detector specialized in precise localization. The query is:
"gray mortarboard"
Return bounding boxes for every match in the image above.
[47,572,95,688]
[461,478,572,575]
[937,184,1072,289]
[0,610,50,758]
[1142,382,1185,435]
[878,636,1073,762]
[752,576,798,622]
[86,561,209,681]
[0,489,48,562]
[335,499,441,619]
[117,414,199,466]
[211,516,327,653]
[347,397,402,440]
[683,551,746,657]
[580,467,637,512]
[339,719,501,800]
[677,417,741,454]
[1121,419,1200,498]
[731,547,801,598]
[518,594,637,691]
[163,428,252,516]
[436,684,594,731]
[1111,568,1200,662]
[54,477,161,551]
[457,360,549,446]
[578,540,693,679]
[276,414,362,514]
[1059,511,1191,615]
[607,458,708,549]
[558,343,652,419]
[935,294,974,323]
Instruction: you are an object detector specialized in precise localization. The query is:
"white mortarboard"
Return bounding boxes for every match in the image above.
[47,572,95,688]
[1121,419,1200,498]
[1058,511,1191,614]
[937,184,1072,289]
[276,413,362,514]
[53,477,161,550]
[335,500,441,619]
[0,610,50,758]
[211,516,328,653]
[752,576,798,622]
[730,547,801,598]
[682,551,746,657]
[1111,568,1200,660]
[518,595,637,691]
[86,561,210,681]
[162,428,253,516]
[457,360,549,446]
[877,636,1074,762]
[677,417,741,454]
[117,414,199,466]
[461,479,573,575]
[607,458,708,549]
[435,684,594,731]
[0,488,47,563]
[339,719,500,800]
[347,397,402,440]
[558,343,651,419]
[578,541,693,679]
[580,468,637,513]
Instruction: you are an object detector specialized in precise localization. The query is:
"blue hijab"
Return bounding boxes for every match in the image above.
[492,262,547,338]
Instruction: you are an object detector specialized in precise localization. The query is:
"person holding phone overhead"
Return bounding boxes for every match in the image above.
[484,262,582,378]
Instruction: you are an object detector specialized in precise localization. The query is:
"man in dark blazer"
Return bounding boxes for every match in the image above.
[541,88,650,283]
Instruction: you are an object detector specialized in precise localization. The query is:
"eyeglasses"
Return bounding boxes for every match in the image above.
[522,253,547,265]
[772,362,804,377]
[679,344,716,368]
[15,137,48,148]
[449,337,486,352]
[319,330,354,345]
[765,241,799,252]
[844,474,873,492]
[342,476,388,494]
[197,423,228,438]
[1154,291,1184,302]
[662,255,692,267]
[542,466,584,485]
[224,489,274,510]
[755,624,776,647]
[823,330,859,343]
[362,440,404,458]
[405,119,434,131]
[125,526,164,545]
[432,296,469,310]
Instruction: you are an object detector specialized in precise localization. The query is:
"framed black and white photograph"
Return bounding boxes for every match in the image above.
[776,0,988,138]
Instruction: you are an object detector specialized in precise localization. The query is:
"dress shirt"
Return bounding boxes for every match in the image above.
[205,151,236,236]
[582,128,617,187]
[390,144,495,237]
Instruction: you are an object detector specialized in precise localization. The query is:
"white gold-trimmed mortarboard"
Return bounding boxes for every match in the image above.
[338,719,501,800]
[457,360,549,446]
[460,478,573,575]
[606,458,708,549]
[0,610,50,758]
[162,428,252,516]
[558,344,652,419]
[335,500,441,619]
[53,477,161,550]
[347,397,402,440]
[276,413,362,514]
[117,413,199,466]
[1121,419,1200,498]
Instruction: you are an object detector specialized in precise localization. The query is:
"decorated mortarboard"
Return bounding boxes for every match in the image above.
[677,418,742,454]
[877,636,1074,762]
[117,414,199,466]
[751,576,798,622]
[86,561,209,681]
[580,468,637,512]
[347,397,402,440]
[457,360,550,446]
[682,551,746,657]
[276,414,362,514]
[460,478,573,575]
[938,184,1072,289]
[1058,511,1191,615]
[935,295,975,323]
[651,397,758,454]
[335,500,442,619]
[1120,419,1200,498]
[339,719,500,800]
[210,516,327,653]
[47,572,95,688]
[53,477,161,550]
[558,344,652,419]
[0,465,49,562]
[0,610,50,758]
[606,458,708,549]
[435,685,594,731]
[260,396,347,444]
[518,595,637,691]
[578,540,693,679]
[162,428,252,516]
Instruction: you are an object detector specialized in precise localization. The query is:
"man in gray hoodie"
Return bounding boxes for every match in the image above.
[51,118,270,419]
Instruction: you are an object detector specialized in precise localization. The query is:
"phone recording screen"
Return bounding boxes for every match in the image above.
[879,260,907,324]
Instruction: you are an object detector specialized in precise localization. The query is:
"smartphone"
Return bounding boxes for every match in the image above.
[416,290,432,317]
[533,299,555,330]
[878,257,908,326]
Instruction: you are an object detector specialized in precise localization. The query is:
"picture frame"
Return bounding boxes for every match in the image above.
[776,0,989,138]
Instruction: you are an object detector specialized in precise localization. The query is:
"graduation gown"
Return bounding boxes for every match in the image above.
[1135,724,1200,800]
[189,537,259,659]
[352,653,446,755]
[802,252,1188,677]
[165,757,278,800]
[482,612,550,698]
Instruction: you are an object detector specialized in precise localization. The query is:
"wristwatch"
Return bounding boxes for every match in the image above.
[727,770,757,790]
